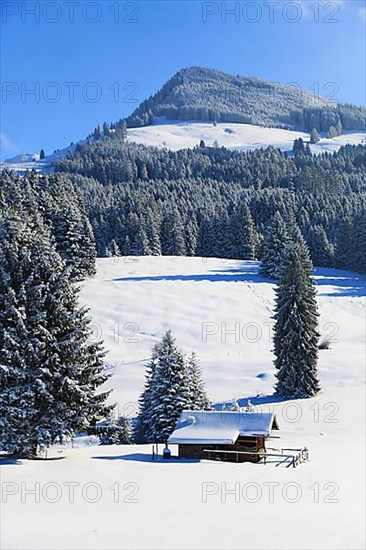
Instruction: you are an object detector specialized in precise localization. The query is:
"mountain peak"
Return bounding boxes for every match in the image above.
[126,67,365,133]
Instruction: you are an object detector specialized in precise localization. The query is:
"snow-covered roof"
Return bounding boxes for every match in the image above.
[168,410,278,445]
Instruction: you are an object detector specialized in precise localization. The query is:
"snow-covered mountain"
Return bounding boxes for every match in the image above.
[2,67,365,173]
[126,66,366,132]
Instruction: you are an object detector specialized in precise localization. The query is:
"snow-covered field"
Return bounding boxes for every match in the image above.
[1,257,365,550]
[127,119,366,153]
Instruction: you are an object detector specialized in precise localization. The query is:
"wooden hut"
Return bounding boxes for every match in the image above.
[168,410,279,463]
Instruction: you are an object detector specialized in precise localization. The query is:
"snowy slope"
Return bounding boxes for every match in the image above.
[1,257,365,550]
[77,257,366,408]
[127,119,366,153]
[2,122,365,175]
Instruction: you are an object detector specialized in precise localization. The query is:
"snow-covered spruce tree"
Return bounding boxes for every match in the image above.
[273,241,321,398]
[260,212,289,279]
[0,210,112,457]
[161,211,186,256]
[143,331,188,443]
[185,353,211,410]
[134,351,158,443]
[307,225,334,267]
[99,415,132,445]
[38,174,97,281]
[310,128,320,144]
[135,333,211,443]
[230,205,257,260]
[353,213,366,274]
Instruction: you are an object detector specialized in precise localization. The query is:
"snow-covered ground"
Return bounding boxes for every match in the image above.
[127,119,366,153]
[1,257,365,549]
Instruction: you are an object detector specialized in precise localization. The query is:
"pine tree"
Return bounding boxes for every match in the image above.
[146,331,188,442]
[135,333,211,443]
[161,211,186,256]
[353,214,366,273]
[335,217,355,270]
[103,122,111,137]
[109,239,121,258]
[310,128,320,144]
[260,212,289,279]
[231,205,257,260]
[293,138,305,156]
[93,126,101,140]
[39,149,45,160]
[134,331,211,443]
[134,353,158,443]
[39,174,97,281]
[99,415,132,445]
[307,225,334,267]
[185,217,199,256]
[273,241,321,398]
[185,353,211,410]
[146,208,162,256]
[0,211,112,456]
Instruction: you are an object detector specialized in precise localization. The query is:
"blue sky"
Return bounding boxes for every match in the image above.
[1,0,365,160]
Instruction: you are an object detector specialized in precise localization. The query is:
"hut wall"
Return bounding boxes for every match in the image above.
[178,436,266,462]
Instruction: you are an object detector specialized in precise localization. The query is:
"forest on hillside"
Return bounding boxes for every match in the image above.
[51,136,366,273]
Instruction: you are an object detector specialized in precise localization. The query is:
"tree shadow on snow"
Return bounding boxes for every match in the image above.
[112,263,365,298]
[91,453,199,463]
[0,456,21,465]
[313,268,366,297]
[112,262,268,285]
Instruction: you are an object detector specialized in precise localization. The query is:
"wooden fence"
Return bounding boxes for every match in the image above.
[203,446,309,468]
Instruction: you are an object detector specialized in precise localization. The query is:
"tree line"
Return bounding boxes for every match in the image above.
[53,138,366,273]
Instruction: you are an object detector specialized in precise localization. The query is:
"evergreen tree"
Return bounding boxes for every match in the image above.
[335,217,356,270]
[273,241,321,398]
[161,211,186,256]
[39,149,45,160]
[293,138,305,156]
[109,239,121,258]
[38,173,97,280]
[307,225,334,267]
[185,217,199,256]
[103,122,111,137]
[310,129,320,144]
[185,353,211,410]
[353,214,366,273]
[135,333,211,443]
[260,212,289,279]
[0,211,112,456]
[146,331,188,442]
[99,414,132,445]
[93,126,101,140]
[134,353,158,444]
[231,205,257,260]
[146,208,162,256]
